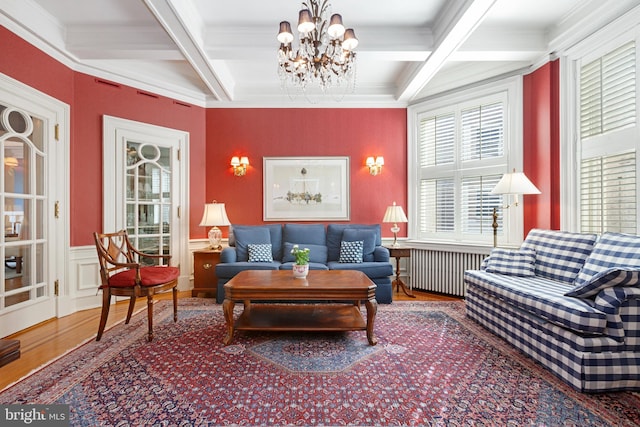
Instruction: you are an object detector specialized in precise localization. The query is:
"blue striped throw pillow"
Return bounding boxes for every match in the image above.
[485,248,536,277]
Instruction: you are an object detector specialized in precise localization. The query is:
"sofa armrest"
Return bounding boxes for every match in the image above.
[594,287,640,343]
[219,247,237,263]
[594,286,640,314]
[373,246,390,262]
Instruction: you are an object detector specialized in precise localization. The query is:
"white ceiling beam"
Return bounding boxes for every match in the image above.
[396,0,498,102]
[143,0,233,101]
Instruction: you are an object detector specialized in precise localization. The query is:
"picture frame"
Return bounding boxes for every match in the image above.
[263,156,350,221]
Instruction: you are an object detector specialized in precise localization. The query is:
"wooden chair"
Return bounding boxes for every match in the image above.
[93,230,179,341]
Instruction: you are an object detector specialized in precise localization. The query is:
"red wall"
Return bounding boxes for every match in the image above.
[0,26,207,247]
[0,27,74,105]
[2,25,560,247]
[523,60,561,234]
[205,108,408,239]
[72,74,206,246]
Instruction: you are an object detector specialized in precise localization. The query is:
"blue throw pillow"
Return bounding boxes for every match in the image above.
[248,244,273,262]
[282,242,328,264]
[565,267,640,298]
[342,229,376,262]
[339,240,364,263]
[485,248,536,277]
[233,227,271,262]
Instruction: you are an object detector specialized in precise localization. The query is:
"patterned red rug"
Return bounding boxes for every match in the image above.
[1,299,639,426]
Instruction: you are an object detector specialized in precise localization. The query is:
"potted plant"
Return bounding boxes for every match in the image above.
[291,244,310,278]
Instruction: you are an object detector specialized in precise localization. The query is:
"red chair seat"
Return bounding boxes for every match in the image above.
[108,266,180,288]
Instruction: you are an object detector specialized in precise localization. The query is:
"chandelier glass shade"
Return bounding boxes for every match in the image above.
[277,0,358,99]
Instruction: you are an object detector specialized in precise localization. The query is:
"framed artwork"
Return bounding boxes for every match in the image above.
[263,156,350,221]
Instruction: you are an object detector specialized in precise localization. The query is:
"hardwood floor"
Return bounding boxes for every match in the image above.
[0,289,461,392]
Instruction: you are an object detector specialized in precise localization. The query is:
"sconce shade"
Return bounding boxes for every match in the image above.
[382,202,408,224]
[490,170,541,195]
[230,156,249,176]
[342,29,359,51]
[366,156,384,175]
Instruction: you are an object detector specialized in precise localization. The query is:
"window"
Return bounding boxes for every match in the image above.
[409,79,521,246]
[577,39,638,235]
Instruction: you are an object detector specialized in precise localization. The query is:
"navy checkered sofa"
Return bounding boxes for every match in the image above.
[465,229,640,392]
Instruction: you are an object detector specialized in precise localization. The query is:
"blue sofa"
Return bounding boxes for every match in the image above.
[465,229,640,392]
[215,223,394,303]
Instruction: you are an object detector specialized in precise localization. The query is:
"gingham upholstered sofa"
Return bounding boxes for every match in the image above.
[465,229,640,392]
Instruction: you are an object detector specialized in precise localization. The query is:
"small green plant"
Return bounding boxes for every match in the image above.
[291,244,310,265]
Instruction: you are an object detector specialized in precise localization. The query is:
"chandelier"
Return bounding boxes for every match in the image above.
[277,0,358,100]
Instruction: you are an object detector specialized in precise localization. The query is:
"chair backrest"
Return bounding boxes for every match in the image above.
[94,230,138,286]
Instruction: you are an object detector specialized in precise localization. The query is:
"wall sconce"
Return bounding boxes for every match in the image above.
[366,156,384,175]
[230,156,249,176]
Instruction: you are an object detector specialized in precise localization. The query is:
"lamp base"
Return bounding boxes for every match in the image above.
[208,226,222,250]
[390,224,400,247]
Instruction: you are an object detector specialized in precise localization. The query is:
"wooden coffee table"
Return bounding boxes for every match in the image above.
[222,270,378,346]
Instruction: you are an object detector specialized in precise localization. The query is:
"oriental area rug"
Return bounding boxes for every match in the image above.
[1,299,639,426]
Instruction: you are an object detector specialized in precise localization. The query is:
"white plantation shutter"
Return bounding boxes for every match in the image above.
[580,151,636,234]
[415,94,507,242]
[461,175,503,234]
[461,103,504,161]
[581,41,636,138]
[578,39,638,234]
[420,178,455,233]
[418,114,455,167]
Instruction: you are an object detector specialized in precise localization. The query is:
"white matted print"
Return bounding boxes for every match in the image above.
[263,156,350,221]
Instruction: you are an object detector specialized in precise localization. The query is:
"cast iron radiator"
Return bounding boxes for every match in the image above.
[408,248,488,297]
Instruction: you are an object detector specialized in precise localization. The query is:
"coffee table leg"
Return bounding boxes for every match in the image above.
[364,298,378,346]
[223,298,235,345]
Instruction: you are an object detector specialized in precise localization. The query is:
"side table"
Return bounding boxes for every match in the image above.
[386,246,415,298]
[192,249,221,298]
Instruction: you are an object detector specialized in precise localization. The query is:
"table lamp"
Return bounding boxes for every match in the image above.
[490,169,541,247]
[199,201,231,250]
[382,202,408,247]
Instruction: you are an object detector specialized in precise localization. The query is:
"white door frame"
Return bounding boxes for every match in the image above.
[0,72,70,336]
[102,116,190,290]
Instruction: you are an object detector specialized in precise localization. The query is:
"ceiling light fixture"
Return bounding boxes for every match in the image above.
[277,0,358,102]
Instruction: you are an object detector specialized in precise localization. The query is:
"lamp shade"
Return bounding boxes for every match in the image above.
[199,202,231,227]
[382,202,408,223]
[490,170,541,195]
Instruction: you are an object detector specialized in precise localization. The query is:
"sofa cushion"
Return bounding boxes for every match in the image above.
[216,261,281,278]
[283,223,326,246]
[464,270,608,336]
[573,232,640,290]
[327,224,381,262]
[327,261,393,278]
[339,240,364,263]
[230,224,283,261]
[248,243,273,262]
[520,228,598,284]
[566,267,640,298]
[282,242,328,264]
[485,248,536,277]
[342,229,376,262]
[279,262,329,271]
[233,227,271,262]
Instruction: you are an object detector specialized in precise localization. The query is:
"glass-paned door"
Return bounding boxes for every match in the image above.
[125,142,172,265]
[0,105,52,324]
[103,116,188,289]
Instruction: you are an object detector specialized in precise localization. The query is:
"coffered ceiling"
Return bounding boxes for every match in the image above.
[1,0,637,107]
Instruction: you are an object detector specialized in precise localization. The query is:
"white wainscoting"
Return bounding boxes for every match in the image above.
[67,239,212,314]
